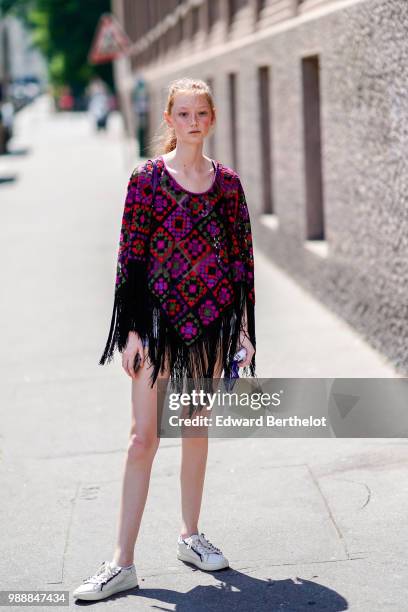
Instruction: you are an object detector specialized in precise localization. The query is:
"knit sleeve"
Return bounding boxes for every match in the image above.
[115,168,151,290]
[99,167,153,365]
[230,176,256,375]
[231,178,255,301]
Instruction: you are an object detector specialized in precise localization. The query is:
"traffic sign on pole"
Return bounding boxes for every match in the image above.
[88,13,131,64]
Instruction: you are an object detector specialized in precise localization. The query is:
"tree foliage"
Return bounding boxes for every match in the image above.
[1,0,114,95]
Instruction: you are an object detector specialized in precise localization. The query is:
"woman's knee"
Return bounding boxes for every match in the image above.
[127,432,160,462]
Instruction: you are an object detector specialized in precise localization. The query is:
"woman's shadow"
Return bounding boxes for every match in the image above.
[76,564,348,610]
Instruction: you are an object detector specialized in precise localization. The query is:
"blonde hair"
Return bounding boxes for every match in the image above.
[150,77,216,156]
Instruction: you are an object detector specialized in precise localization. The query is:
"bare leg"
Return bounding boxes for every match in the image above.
[179,352,224,539]
[112,352,170,567]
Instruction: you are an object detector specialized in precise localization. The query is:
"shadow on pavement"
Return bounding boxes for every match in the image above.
[0,175,17,184]
[3,147,31,156]
[74,567,348,610]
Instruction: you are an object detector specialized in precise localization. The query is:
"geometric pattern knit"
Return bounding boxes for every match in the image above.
[99,155,256,403]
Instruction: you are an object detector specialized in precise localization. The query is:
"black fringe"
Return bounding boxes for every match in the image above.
[99,260,152,364]
[99,262,256,415]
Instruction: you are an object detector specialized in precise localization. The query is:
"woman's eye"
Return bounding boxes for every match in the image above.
[178,111,207,117]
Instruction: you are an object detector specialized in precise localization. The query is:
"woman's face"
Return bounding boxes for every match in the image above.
[164,92,215,143]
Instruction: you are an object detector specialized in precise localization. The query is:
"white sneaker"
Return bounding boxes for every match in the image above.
[177,532,229,571]
[72,560,138,601]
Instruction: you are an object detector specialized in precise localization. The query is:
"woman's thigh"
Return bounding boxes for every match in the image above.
[130,341,223,435]
[180,347,224,428]
[130,345,171,439]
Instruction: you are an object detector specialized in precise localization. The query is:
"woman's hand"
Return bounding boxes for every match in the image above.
[237,328,255,368]
[122,331,147,379]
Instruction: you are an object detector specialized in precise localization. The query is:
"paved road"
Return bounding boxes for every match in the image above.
[0,97,406,611]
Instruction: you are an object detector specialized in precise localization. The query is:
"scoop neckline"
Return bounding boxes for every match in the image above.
[159,155,219,196]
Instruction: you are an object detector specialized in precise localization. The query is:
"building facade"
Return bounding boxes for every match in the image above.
[112,0,408,375]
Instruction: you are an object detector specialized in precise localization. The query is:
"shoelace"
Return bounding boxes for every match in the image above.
[83,561,120,585]
[185,536,212,557]
[198,532,222,555]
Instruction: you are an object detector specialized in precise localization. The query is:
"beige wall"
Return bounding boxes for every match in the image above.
[112,0,408,377]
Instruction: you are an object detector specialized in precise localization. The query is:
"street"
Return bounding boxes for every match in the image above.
[0,96,406,611]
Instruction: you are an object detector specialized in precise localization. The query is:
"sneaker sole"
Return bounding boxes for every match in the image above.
[177,551,229,571]
[73,579,139,601]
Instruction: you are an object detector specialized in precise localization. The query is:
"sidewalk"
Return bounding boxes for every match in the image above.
[0,96,406,611]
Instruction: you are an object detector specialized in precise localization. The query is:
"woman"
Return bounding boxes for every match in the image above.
[73,77,256,601]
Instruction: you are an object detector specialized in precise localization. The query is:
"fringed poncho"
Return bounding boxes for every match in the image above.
[99,155,256,391]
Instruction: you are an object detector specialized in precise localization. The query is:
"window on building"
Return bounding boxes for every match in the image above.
[177,17,183,42]
[228,72,238,170]
[227,0,236,27]
[158,34,164,57]
[165,27,172,52]
[301,55,325,240]
[256,0,266,19]
[258,66,273,214]
[192,6,200,36]
[207,0,219,32]
[227,0,247,28]
[206,77,216,159]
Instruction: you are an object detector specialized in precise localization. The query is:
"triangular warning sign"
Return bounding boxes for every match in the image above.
[88,13,131,64]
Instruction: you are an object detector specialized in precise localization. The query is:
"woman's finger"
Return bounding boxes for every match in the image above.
[122,353,132,378]
[129,350,142,379]
[121,352,129,376]
[125,345,145,378]
[240,348,255,368]
[122,351,136,378]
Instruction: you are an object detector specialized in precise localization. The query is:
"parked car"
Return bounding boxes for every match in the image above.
[0,101,14,153]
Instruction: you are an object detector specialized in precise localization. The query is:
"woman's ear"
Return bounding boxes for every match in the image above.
[210,111,216,130]
[209,112,216,134]
[163,110,173,129]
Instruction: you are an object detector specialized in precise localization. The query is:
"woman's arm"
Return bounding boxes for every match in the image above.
[231,176,256,371]
[99,165,153,366]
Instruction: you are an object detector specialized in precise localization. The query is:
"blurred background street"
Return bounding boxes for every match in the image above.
[0,96,406,611]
